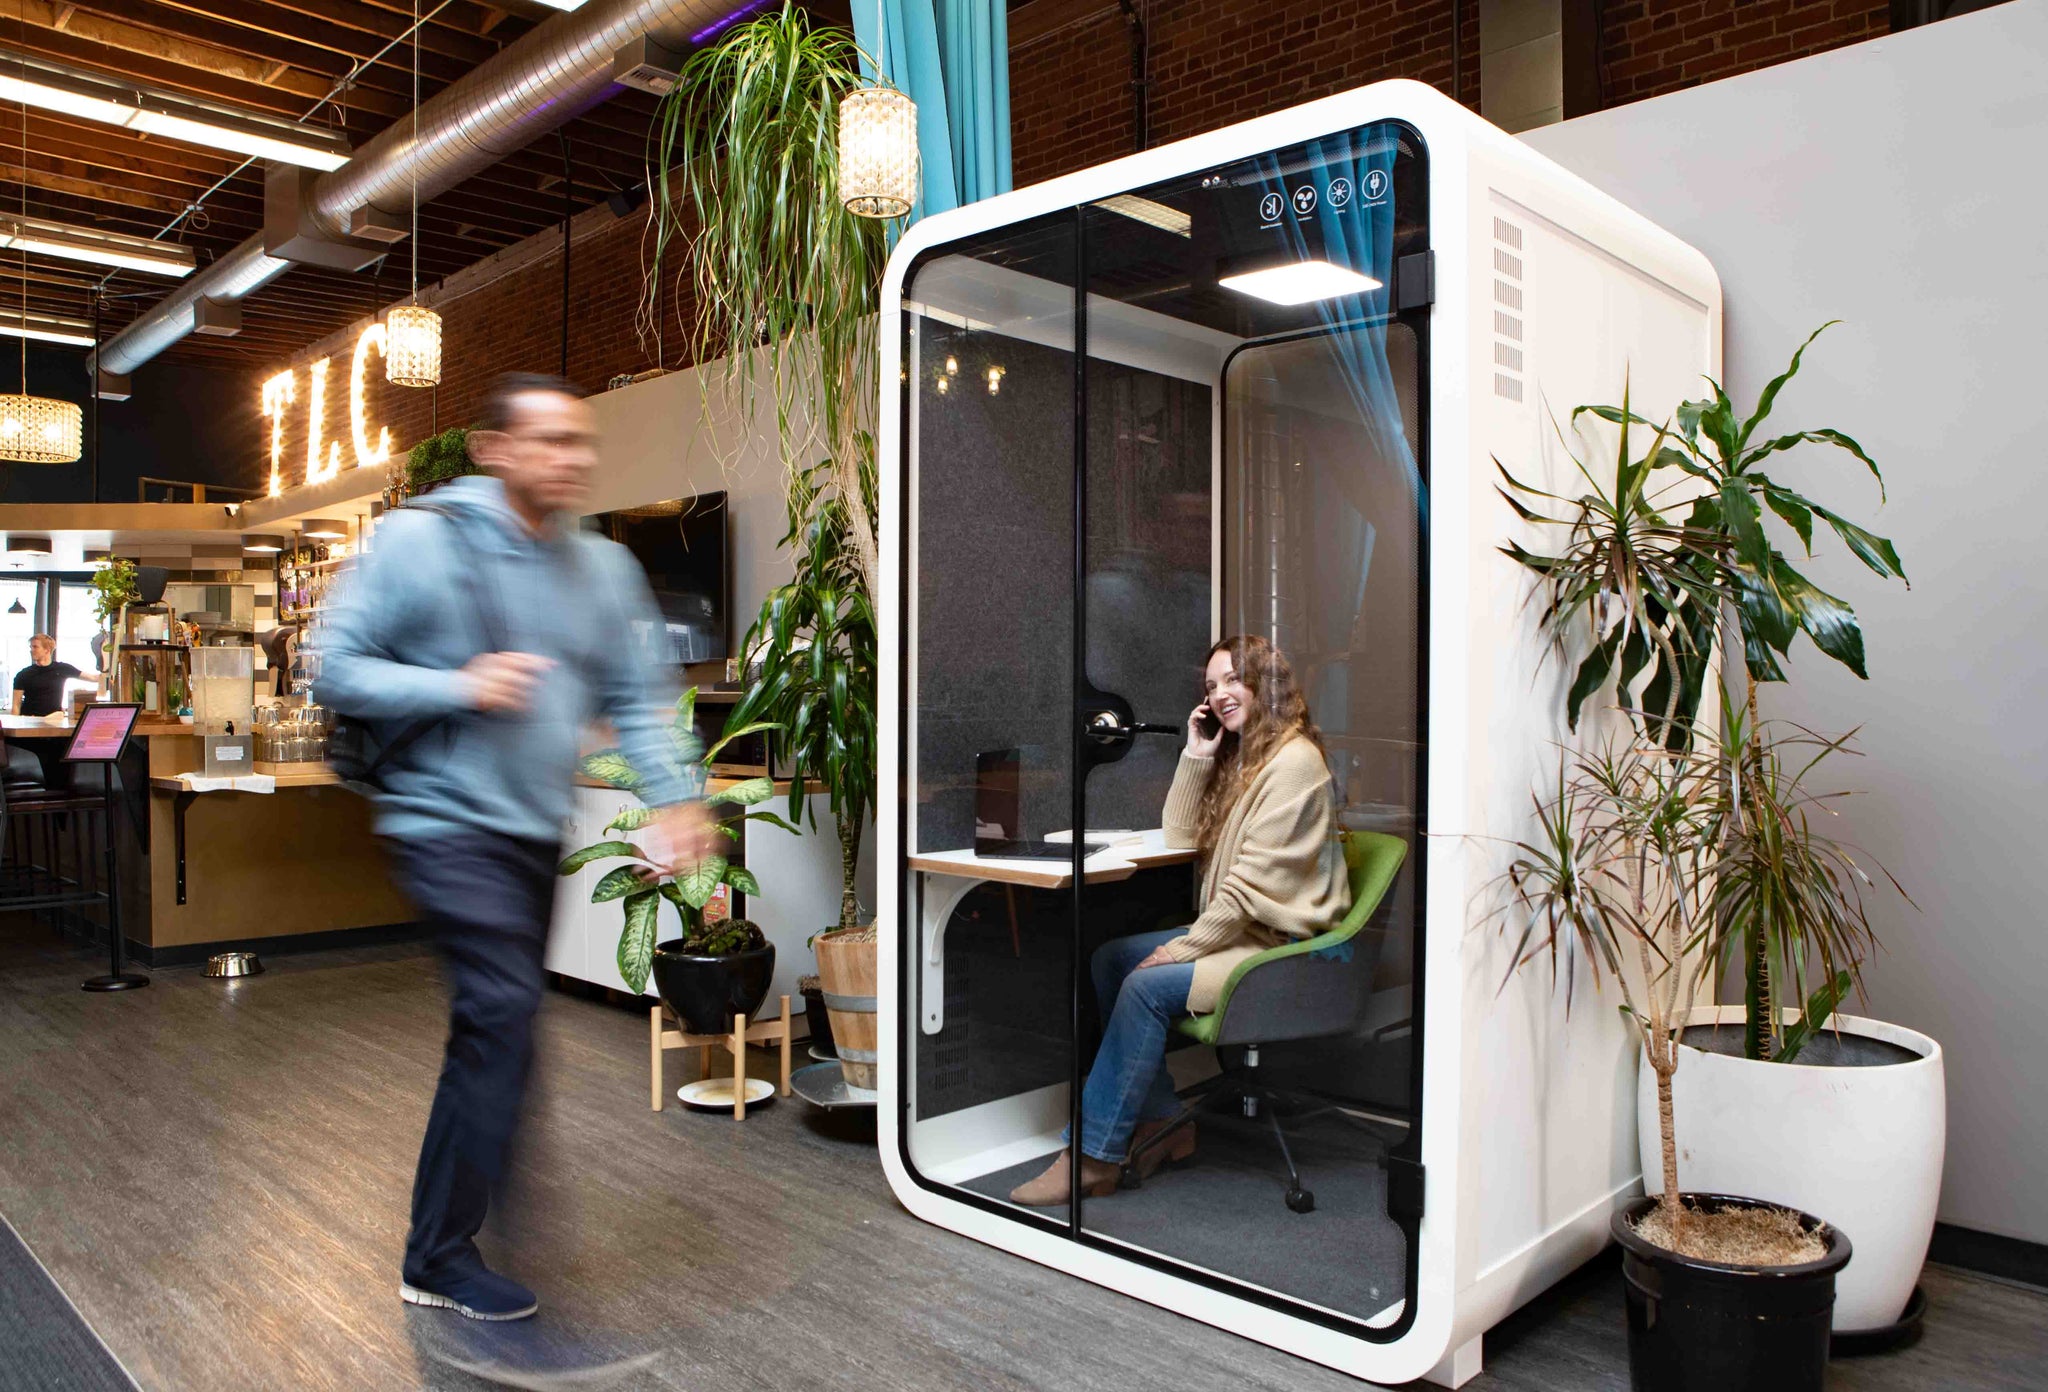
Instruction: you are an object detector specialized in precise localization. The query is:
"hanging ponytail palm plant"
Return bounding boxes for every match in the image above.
[642,1,891,595]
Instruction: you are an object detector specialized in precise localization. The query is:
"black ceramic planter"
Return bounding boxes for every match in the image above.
[651,940,776,1035]
[1612,1194,1852,1392]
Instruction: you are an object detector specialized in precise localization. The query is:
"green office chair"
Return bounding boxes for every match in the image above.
[1124,829,1409,1213]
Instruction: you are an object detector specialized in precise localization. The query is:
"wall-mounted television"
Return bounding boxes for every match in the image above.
[588,492,730,666]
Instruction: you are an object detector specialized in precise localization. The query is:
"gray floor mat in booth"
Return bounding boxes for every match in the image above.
[963,1109,1411,1320]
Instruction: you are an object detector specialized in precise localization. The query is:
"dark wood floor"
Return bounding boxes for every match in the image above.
[1,917,2042,1391]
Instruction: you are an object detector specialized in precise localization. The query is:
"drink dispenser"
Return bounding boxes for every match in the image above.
[191,646,255,735]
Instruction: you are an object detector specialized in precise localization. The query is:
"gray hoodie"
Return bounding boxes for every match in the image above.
[315,474,691,845]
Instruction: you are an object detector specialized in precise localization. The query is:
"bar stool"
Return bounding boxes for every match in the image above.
[0,763,139,989]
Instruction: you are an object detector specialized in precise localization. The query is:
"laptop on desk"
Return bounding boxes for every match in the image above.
[974,747,1101,861]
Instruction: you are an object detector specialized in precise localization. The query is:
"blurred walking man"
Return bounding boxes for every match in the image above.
[320,373,712,1321]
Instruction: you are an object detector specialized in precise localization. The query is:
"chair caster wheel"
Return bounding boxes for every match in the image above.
[1286,1188,1315,1214]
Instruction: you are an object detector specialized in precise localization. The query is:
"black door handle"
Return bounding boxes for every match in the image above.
[1077,685,1181,770]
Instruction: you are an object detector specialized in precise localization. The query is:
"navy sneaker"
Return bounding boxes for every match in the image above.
[400,1268,539,1321]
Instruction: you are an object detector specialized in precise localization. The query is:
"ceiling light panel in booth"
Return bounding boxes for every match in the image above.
[0,0,675,367]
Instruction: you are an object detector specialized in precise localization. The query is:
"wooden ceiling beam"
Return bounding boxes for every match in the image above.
[0,156,190,216]
[203,0,503,67]
[7,28,326,121]
[54,0,449,99]
[4,131,267,212]
[136,0,484,85]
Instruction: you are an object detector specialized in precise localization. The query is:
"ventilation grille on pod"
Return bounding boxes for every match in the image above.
[1492,215,1525,401]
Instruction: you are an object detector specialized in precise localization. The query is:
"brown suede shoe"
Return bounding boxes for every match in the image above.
[1008,1149,1121,1207]
[1128,1118,1197,1181]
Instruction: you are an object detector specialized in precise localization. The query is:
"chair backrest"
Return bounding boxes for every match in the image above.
[1326,829,1410,949]
[1204,828,1410,1046]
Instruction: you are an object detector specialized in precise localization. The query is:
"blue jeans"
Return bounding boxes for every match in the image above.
[1066,928,1196,1163]
[386,831,559,1285]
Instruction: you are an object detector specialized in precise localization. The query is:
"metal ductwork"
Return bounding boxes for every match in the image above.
[91,0,733,379]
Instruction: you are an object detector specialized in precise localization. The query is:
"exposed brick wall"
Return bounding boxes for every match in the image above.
[237,0,1898,498]
[1010,0,1891,185]
[247,204,687,493]
[1600,0,1889,108]
[378,205,689,450]
[1011,0,1481,187]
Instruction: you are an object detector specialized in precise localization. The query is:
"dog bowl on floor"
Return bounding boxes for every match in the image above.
[203,952,262,978]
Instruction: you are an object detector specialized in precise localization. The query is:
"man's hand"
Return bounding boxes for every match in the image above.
[642,801,722,872]
[459,652,556,714]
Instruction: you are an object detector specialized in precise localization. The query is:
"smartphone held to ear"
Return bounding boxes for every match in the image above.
[1195,706,1221,739]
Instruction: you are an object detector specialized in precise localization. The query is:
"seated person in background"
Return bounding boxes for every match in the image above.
[12,634,82,716]
[1011,634,1350,1206]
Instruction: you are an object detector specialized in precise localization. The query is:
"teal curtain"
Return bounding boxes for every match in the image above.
[851,0,1012,221]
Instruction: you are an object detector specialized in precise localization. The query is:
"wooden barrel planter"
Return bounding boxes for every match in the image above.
[813,927,878,1091]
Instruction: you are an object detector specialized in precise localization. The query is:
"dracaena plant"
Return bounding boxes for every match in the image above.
[558,688,794,994]
[1493,731,1725,1240]
[1493,700,1897,1239]
[727,456,877,932]
[1501,324,1910,1061]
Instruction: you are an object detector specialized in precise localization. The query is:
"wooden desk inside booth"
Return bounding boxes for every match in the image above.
[909,831,1199,1035]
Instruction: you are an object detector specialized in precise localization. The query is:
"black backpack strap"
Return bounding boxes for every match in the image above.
[352,502,506,782]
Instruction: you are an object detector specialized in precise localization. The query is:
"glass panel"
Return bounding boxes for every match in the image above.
[0,579,37,694]
[1073,124,1428,1332]
[55,582,99,676]
[900,213,1081,1224]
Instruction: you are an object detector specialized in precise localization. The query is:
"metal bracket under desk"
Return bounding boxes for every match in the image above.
[920,874,986,1036]
[173,790,197,905]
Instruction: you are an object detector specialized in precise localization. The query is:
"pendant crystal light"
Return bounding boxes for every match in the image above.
[387,0,441,389]
[0,58,78,465]
[838,2,918,219]
[386,304,441,388]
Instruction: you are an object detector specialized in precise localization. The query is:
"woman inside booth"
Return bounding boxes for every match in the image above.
[1011,635,1351,1206]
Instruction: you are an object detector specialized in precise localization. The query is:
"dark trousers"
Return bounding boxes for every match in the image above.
[386,830,561,1285]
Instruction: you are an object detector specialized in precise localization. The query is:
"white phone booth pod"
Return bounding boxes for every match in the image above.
[876,80,1720,1387]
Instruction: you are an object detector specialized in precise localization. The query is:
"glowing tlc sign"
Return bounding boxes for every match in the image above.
[260,321,395,497]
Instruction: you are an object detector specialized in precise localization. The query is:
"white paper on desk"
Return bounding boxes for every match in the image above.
[177,773,277,794]
[1044,828,1146,848]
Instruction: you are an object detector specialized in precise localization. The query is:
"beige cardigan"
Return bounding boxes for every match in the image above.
[1157,736,1350,1014]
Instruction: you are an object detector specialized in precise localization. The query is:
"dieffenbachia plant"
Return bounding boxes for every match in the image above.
[558,688,795,994]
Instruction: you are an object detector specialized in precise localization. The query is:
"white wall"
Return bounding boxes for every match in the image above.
[589,362,878,1009]
[587,360,796,633]
[1524,1,2048,1246]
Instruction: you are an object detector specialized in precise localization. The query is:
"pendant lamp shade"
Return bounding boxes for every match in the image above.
[385,304,441,388]
[839,86,919,219]
[0,392,81,463]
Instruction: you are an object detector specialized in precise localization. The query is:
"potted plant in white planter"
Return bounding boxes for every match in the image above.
[560,689,788,1027]
[1499,325,1938,1349]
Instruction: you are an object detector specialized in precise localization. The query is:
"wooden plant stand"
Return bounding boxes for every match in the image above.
[650,994,792,1120]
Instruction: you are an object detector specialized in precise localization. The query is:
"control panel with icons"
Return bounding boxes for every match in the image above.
[1256,167,1392,226]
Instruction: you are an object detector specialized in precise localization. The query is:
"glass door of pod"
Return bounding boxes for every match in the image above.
[898,121,1429,1338]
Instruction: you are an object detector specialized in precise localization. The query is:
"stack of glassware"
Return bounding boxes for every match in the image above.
[256,704,330,764]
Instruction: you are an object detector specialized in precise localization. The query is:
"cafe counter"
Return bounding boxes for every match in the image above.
[4,716,413,964]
